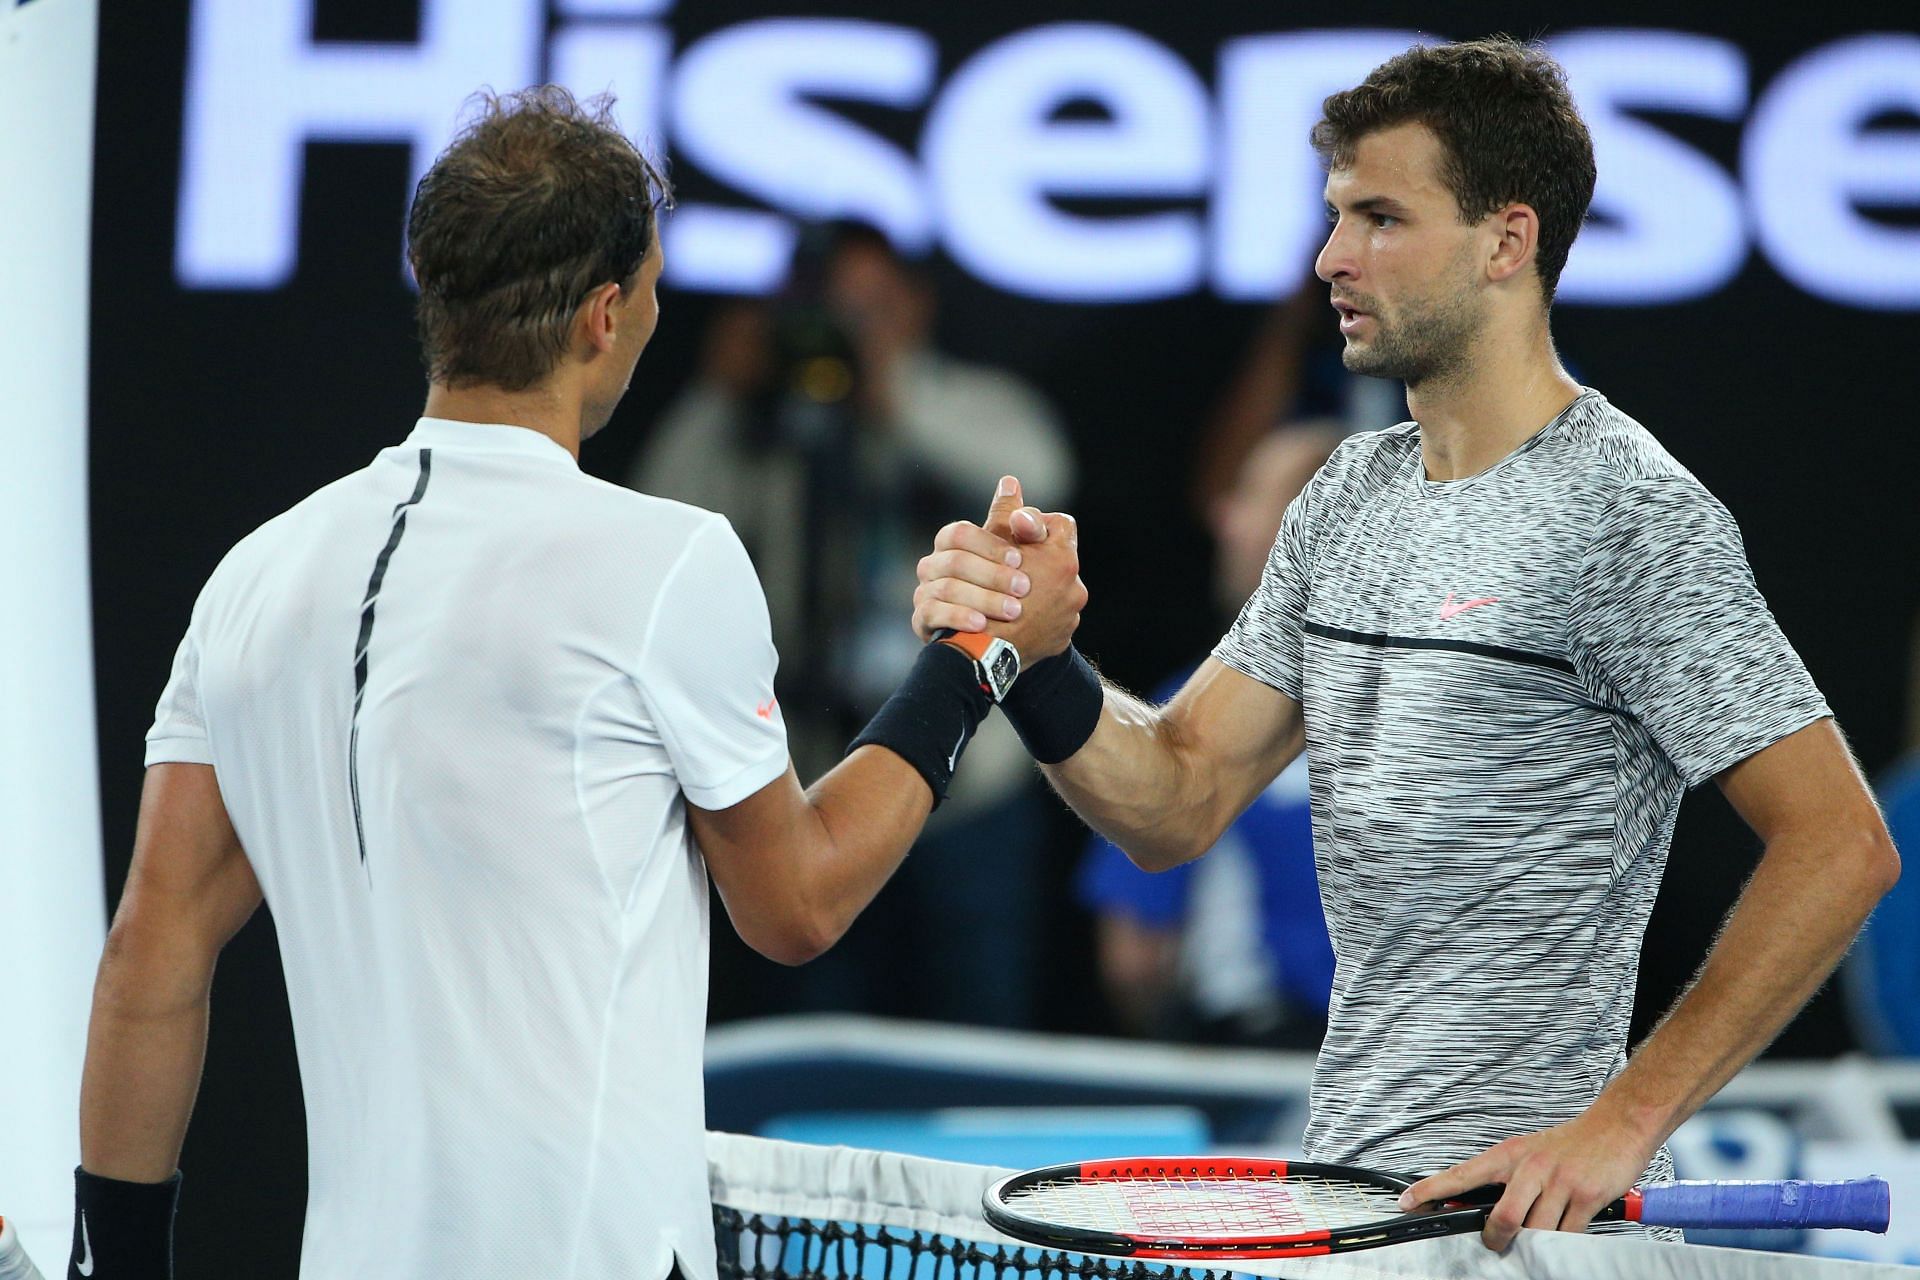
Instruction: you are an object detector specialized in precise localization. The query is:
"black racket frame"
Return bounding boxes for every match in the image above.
[982,1159,1612,1259]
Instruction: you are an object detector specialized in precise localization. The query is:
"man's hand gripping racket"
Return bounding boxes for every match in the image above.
[983,1158,1889,1260]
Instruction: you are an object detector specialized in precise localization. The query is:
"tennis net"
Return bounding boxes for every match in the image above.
[706,1131,1907,1280]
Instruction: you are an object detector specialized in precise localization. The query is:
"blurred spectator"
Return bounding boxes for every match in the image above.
[1189,272,1403,516]
[629,222,1073,1027]
[1078,424,1344,1048]
[1848,611,1920,1054]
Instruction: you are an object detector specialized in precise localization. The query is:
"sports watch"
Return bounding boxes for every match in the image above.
[933,628,1021,703]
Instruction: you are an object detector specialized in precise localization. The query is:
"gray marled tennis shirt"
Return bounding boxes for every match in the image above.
[1214,388,1829,1183]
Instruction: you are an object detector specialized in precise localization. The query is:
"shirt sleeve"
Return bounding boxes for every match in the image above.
[146,610,214,767]
[636,517,791,810]
[1212,484,1314,701]
[1569,476,1830,787]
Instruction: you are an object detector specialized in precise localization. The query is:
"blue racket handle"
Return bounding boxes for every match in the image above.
[1636,1178,1889,1231]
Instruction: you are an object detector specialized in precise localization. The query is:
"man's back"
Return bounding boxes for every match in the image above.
[149,418,789,1278]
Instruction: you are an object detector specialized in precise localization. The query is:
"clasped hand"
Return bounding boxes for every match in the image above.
[912,476,1086,666]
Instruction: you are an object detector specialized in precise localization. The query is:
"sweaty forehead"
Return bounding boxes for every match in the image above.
[1323,122,1451,207]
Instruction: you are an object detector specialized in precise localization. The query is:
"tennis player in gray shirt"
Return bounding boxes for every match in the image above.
[910,37,1898,1250]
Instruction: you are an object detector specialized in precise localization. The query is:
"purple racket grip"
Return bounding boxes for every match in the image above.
[1636,1179,1890,1232]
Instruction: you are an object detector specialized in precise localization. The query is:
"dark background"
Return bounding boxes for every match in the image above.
[90,0,1918,1271]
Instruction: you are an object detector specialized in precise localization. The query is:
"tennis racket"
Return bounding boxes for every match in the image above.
[0,1218,50,1280]
[983,1158,1891,1259]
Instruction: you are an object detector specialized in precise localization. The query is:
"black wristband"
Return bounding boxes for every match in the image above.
[72,1168,180,1280]
[1000,644,1103,764]
[847,641,993,806]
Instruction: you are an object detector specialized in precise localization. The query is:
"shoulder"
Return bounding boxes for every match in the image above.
[1542,391,1716,503]
[1297,422,1418,515]
[559,476,754,587]
[1554,407,1749,588]
[195,467,370,600]
[1501,391,1741,554]
[570,470,727,538]
[1330,421,1417,479]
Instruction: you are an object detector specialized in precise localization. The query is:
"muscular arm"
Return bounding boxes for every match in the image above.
[689,748,933,966]
[80,763,263,1182]
[698,476,1089,965]
[1042,659,1303,871]
[1591,718,1898,1145]
[1408,717,1899,1247]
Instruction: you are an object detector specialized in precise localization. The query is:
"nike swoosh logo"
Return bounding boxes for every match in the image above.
[78,1209,94,1276]
[947,727,967,773]
[1437,592,1499,621]
[755,698,777,720]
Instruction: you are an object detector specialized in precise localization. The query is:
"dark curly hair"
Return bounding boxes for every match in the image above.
[406,86,672,391]
[1312,38,1596,304]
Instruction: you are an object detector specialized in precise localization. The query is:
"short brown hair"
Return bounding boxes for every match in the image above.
[1312,38,1595,304]
[406,86,671,391]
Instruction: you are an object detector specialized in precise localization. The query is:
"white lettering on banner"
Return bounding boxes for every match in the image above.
[1746,34,1920,311]
[1551,31,1749,304]
[662,203,800,294]
[549,19,672,150]
[924,23,1210,300]
[172,1,1920,307]
[668,19,936,292]
[555,0,671,14]
[1211,30,1425,300]
[175,0,541,287]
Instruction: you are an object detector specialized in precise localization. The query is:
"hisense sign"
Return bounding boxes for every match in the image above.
[175,0,1920,308]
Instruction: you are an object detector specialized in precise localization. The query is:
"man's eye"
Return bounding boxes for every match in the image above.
[1372,213,1397,228]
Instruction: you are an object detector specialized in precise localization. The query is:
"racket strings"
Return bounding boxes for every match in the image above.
[1003,1176,1407,1239]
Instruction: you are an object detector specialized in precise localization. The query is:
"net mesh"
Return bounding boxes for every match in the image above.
[708,1132,1297,1280]
[715,1207,1222,1280]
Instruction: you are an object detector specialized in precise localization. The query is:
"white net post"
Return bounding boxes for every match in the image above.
[0,0,106,1252]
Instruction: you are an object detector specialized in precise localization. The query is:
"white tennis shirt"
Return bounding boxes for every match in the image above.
[146,418,789,1279]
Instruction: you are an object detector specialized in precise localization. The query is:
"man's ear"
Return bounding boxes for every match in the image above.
[577,280,625,356]
[1485,202,1540,287]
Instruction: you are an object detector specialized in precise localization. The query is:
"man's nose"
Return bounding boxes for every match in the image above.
[1315,220,1356,284]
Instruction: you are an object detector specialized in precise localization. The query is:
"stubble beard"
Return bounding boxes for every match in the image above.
[1340,279,1483,391]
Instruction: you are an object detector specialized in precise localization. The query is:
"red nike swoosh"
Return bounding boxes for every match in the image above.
[756,699,778,719]
[1438,592,1499,621]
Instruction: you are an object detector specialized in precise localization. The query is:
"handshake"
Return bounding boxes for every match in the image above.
[911,475,1089,670]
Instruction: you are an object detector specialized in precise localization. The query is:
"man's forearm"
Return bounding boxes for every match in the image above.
[79,929,216,1183]
[1042,685,1227,872]
[1592,823,1898,1149]
[797,746,938,946]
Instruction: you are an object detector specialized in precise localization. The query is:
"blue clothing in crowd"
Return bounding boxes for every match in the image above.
[1852,751,1920,1055]
[1075,669,1336,1020]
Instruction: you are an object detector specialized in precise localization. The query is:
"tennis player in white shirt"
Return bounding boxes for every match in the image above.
[65,86,1084,1280]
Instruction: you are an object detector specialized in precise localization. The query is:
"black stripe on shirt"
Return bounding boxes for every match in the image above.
[1303,619,1577,675]
[350,450,433,875]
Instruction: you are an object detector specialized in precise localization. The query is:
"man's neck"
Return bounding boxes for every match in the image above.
[1405,324,1581,482]
[421,382,583,460]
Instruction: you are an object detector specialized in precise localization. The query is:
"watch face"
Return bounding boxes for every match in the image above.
[988,646,1020,690]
